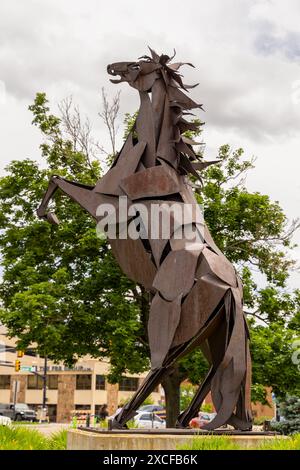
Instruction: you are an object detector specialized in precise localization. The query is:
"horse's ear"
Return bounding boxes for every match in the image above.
[148,46,160,62]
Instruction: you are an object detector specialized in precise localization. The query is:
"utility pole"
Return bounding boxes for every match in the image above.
[12,380,20,408]
[42,356,47,409]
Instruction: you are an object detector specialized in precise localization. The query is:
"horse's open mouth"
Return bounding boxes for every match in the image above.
[107,66,126,84]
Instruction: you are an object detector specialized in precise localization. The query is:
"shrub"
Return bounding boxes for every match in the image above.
[201,403,213,413]
[271,396,300,435]
[47,430,67,450]
[253,416,272,426]
[0,426,48,450]
[0,426,67,450]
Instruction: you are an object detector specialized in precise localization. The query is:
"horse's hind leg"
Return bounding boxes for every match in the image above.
[227,338,252,430]
[201,290,252,431]
[177,290,252,431]
[176,304,229,428]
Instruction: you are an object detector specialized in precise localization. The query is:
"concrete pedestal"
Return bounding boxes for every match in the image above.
[67,428,282,450]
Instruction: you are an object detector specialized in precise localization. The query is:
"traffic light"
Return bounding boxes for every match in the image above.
[17,350,24,358]
[15,359,21,372]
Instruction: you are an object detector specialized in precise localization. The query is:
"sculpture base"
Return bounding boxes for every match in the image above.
[67,428,282,450]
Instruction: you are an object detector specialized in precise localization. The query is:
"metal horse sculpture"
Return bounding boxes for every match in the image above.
[37,48,252,431]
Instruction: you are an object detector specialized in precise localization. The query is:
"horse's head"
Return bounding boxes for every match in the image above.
[107,47,190,93]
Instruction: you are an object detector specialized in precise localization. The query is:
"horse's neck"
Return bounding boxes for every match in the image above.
[150,79,168,143]
[136,79,176,168]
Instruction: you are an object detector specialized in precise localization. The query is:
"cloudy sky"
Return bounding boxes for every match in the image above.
[0,0,299,288]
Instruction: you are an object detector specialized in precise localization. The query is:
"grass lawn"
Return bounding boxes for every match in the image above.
[1,426,299,450]
[0,426,67,450]
[178,434,300,450]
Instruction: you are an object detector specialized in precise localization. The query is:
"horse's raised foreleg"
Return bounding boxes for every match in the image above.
[37,176,60,224]
[37,175,96,223]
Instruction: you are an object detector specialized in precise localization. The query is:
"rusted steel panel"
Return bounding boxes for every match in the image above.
[170,223,204,252]
[120,163,183,200]
[110,237,156,290]
[200,247,238,287]
[148,293,182,369]
[172,274,229,347]
[203,224,224,256]
[94,141,146,196]
[153,249,200,301]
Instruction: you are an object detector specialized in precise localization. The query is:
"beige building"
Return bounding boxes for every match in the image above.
[0,325,274,423]
[0,326,162,422]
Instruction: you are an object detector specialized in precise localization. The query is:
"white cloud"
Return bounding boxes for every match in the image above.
[0,0,299,287]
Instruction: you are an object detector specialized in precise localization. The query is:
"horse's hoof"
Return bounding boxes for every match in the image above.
[108,418,128,430]
[175,420,186,429]
[47,212,60,225]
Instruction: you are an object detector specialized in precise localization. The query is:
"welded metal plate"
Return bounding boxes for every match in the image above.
[200,247,237,287]
[153,249,201,301]
[94,141,146,196]
[172,274,229,347]
[120,164,183,200]
[148,293,182,369]
[110,237,156,290]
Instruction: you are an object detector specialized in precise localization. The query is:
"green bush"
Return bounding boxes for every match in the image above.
[180,384,197,411]
[201,403,213,413]
[271,396,300,435]
[0,426,67,450]
[47,430,67,450]
[253,416,272,426]
[271,419,300,435]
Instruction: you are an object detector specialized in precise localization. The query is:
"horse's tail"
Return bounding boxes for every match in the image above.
[203,287,253,430]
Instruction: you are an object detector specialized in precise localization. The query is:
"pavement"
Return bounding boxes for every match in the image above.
[20,422,70,436]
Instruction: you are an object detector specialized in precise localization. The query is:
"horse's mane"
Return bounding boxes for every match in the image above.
[138,48,216,182]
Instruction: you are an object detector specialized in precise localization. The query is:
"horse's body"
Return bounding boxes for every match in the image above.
[38,49,252,430]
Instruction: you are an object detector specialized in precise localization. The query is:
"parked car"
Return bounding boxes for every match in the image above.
[138,405,166,420]
[0,403,37,422]
[189,412,217,428]
[0,415,12,427]
[134,412,166,429]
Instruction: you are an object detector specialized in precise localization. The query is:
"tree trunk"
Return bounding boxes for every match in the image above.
[161,365,182,427]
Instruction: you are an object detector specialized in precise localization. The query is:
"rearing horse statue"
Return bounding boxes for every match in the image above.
[37,48,252,431]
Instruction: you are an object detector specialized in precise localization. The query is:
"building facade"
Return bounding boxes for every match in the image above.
[0,326,162,422]
[0,326,274,423]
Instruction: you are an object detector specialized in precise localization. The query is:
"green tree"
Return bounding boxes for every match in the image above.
[0,93,149,382]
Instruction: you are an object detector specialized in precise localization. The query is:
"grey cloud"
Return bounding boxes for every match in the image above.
[255,30,300,60]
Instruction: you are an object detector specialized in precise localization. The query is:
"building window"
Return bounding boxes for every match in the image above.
[47,375,58,390]
[75,404,91,410]
[119,377,139,392]
[27,375,58,390]
[96,375,106,390]
[76,374,92,390]
[0,375,10,389]
[27,375,43,390]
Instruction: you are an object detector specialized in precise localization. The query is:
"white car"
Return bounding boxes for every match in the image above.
[0,415,12,427]
[134,412,166,429]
